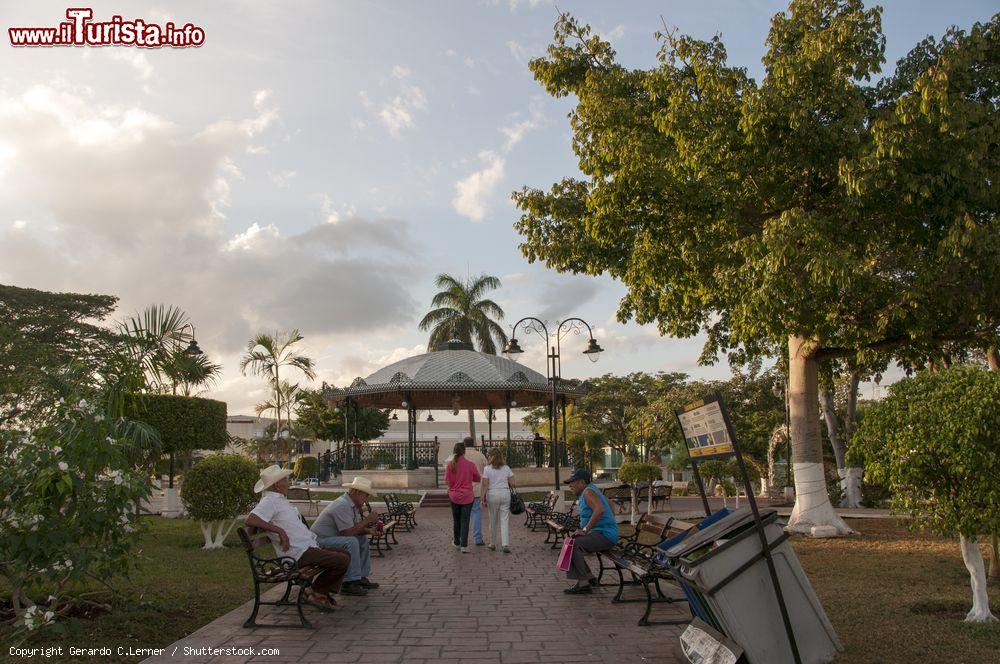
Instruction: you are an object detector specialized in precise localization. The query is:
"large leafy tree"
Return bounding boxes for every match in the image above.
[417,273,507,439]
[0,284,117,426]
[851,367,1000,623]
[240,330,316,462]
[514,1,999,534]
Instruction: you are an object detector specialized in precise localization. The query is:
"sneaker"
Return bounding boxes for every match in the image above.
[588,578,598,587]
[340,582,368,596]
[475,541,485,546]
[460,547,470,553]
[502,546,511,554]
[359,577,380,589]
[452,542,460,549]
[487,544,496,551]
[563,585,593,595]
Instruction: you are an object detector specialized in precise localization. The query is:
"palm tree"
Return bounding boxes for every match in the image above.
[240,330,316,462]
[255,380,304,460]
[418,273,507,439]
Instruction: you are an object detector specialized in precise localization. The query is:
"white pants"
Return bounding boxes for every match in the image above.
[486,488,511,546]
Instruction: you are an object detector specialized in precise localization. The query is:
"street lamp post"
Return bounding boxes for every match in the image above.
[503,317,603,490]
[167,323,203,490]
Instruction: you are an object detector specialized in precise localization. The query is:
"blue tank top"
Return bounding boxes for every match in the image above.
[578,483,618,543]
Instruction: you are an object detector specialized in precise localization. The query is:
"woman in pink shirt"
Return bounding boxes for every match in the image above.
[445,442,480,553]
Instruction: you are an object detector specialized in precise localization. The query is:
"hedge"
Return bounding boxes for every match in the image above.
[127,393,227,454]
[293,455,319,480]
[181,454,259,522]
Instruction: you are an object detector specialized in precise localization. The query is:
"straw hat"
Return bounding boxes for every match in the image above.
[342,476,378,497]
[254,464,293,493]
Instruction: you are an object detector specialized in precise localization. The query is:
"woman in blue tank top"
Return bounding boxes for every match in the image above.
[563,468,619,594]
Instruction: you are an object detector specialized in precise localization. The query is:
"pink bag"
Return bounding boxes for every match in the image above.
[557,536,575,572]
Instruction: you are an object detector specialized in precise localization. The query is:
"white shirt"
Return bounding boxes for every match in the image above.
[441,447,488,497]
[249,491,318,561]
[482,464,514,491]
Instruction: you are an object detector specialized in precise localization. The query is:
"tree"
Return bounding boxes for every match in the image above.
[571,373,657,460]
[295,388,390,444]
[292,455,319,481]
[851,367,1000,623]
[617,461,663,525]
[417,273,507,440]
[240,330,316,462]
[181,454,258,549]
[514,2,999,535]
[0,284,117,427]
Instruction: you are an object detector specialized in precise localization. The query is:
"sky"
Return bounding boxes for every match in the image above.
[1,0,995,417]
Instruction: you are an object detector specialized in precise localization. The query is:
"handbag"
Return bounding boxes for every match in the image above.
[509,487,525,515]
[557,536,575,572]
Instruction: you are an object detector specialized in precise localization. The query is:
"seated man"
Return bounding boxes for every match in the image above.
[245,465,348,612]
[310,477,381,595]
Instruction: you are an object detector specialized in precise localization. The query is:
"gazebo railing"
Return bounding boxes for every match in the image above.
[338,439,440,471]
[479,438,571,469]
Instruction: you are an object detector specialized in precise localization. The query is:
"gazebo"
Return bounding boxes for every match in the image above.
[322,339,586,485]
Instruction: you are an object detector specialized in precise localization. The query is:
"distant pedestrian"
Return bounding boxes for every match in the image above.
[445,441,480,552]
[481,448,515,552]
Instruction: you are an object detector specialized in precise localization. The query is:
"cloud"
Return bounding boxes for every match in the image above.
[358,70,428,138]
[452,150,505,221]
[506,40,534,64]
[0,80,422,357]
[452,105,543,219]
[105,49,154,84]
[268,169,296,187]
[597,24,626,41]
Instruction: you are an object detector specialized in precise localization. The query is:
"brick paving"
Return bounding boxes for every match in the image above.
[145,507,685,664]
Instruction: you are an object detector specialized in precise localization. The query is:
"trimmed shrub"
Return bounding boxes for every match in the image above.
[181,454,258,549]
[127,394,227,455]
[293,455,319,480]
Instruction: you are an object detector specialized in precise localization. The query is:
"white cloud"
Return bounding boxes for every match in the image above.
[391,65,411,79]
[269,169,296,187]
[597,24,626,41]
[452,150,505,221]
[0,81,422,361]
[106,49,154,83]
[506,40,533,63]
[378,83,427,137]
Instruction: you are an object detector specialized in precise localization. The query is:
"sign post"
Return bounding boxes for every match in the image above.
[674,393,802,664]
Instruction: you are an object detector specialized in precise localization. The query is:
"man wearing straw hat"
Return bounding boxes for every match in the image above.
[245,464,349,612]
[311,476,381,596]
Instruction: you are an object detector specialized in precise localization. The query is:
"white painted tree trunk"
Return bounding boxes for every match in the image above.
[960,535,997,623]
[838,467,864,509]
[199,519,237,549]
[630,486,639,525]
[785,336,852,536]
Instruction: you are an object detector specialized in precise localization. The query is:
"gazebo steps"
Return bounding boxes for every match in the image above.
[421,491,452,507]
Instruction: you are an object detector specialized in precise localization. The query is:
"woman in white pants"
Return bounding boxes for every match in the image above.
[481,448,515,553]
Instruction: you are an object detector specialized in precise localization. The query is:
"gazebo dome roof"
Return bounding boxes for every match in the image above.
[324,343,584,409]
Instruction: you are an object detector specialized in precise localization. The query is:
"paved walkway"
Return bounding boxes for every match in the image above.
[146,508,685,664]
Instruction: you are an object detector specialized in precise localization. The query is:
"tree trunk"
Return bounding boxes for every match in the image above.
[199,520,234,549]
[467,409,476,441]
[988,534,1000,582]
[629,486,639,525]
[785,335,852,536]
[819,389,847,469]
[960,535,997,623]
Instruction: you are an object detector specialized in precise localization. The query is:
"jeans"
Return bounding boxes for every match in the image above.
[450,501,473,547]
[315,534,371,582]
[486,488,510,546]
[471,497,484,544]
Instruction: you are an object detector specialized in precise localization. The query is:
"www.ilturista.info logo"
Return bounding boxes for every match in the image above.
[9,8,205,48]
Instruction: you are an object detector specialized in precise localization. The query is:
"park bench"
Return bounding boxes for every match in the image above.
[670,481,689,496]
[596,513,697,626]
[287,486,321,517]
[383,493,417,531]
[602,485,632,514]
[361,501,399,557]
[636,484,673,512]
[237,526,319,629]
[524,491,559,531]
[543,503,579,549]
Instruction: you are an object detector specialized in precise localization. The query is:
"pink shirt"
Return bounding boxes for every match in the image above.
[445,456,481,505]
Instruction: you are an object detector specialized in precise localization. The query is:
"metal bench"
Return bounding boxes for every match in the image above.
[384,493,417,531]
[636,484,673,512]
[543,503,579,549]
[287,486,321,517]
[598,514,697,626]
[237,526,319,629]
[602,485,632,514]
[361,501,399,557]
[524,491,559,531]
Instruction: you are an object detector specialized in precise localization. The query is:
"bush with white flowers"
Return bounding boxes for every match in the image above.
[0,387,153,628]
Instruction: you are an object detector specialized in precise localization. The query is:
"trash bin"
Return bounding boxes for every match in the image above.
[666,508,842,664]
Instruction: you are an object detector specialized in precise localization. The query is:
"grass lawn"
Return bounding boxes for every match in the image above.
[2,516,997,663]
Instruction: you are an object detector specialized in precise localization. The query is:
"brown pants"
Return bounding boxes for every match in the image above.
[298,547,350,595]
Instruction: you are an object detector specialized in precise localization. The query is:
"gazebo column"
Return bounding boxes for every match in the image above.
[505,392,512,462]
[406,398,417,470]
[487,407,493,445]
